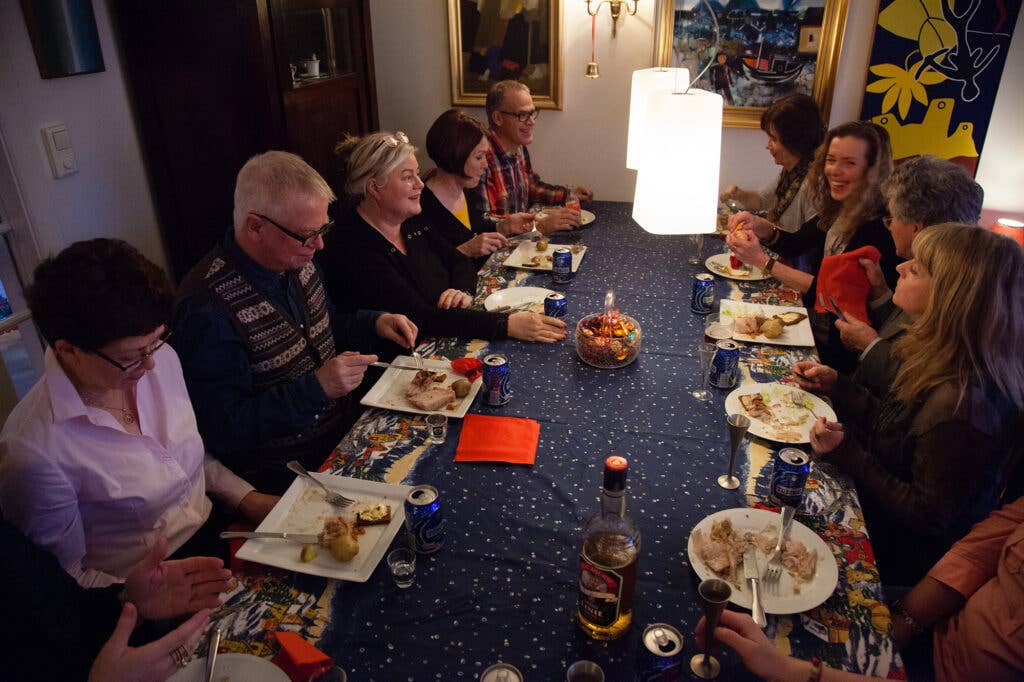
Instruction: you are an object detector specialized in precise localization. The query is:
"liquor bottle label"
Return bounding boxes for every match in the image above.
[577,557,622,626]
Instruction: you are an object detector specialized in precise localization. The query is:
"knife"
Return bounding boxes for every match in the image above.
[744,542,767,628]
[826,295,849,323]
[370,362,424,371]
[205,625,222,682]
[219,531,321,543]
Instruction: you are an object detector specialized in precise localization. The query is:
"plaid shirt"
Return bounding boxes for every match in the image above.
[478,132,567,224]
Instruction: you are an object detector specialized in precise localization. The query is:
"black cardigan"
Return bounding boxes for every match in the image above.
[419,185,493,268]
[320,209,509,340]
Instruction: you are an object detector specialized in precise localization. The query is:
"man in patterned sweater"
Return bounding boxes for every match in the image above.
[174,151,417,493]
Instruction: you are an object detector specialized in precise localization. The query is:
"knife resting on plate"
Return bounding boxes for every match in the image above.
[744,542,767,628]
[220,530,321,543]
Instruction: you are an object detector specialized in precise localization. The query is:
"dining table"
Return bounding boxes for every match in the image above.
[210,201,906,681]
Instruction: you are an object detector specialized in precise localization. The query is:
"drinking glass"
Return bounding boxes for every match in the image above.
[687,233,705,265]
[426,413,447,444]
[691,342,717,401]
[690,578,732,678]
[703,317,733,345]
[718,413,750,490]
[566,660,604,682]
[387,548,416,588]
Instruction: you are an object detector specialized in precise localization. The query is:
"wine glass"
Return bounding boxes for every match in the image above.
[691,342,716,401]
[691,578,732,678]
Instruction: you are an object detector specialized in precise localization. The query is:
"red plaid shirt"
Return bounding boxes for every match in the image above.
[478,132,567,224]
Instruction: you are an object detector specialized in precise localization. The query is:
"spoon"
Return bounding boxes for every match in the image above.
[603,288,616,336]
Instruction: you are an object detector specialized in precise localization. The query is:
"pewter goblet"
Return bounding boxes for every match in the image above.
[718,413,750,489]
[691,578,732,678]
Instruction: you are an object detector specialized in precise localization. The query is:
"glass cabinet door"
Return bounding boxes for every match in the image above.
[280,3,354,88]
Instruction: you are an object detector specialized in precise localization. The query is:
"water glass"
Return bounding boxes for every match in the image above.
[692,342,717,401]
[387,548,416,588]
[426,413,447,444]
[566,660,605,682]
[687,233,705,265]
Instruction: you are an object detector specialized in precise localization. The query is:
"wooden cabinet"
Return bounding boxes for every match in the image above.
[112,0,378,280]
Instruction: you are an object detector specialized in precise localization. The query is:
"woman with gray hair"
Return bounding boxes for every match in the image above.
[322,131,566,343]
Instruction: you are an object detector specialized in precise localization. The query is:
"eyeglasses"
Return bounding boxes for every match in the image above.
[498,109,539,123]
[91,329,172,372]
[251,212,334,248]
[882,216,894,230]
[381,131,410,148]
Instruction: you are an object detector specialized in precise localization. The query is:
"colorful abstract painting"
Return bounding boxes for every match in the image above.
[859,0,1021,174]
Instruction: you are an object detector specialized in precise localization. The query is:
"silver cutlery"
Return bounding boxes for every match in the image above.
[219,530,321,543]
[205,625,222,682]
[764,505,796,593]
[370,361,423,371]
[411,350,425,370]
[743,539,767,628]
[827,295,849,322]
[286,460,354,507]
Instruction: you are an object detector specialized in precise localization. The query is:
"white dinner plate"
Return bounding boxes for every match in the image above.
[724,382,836,444]
[687,508,839,615]
[167,653,290,681]
[483,286,554,312]
[502,240,587,272]
[235,475,411,582]
[719,299,814,347]
[705,253,768,281]
[580,209,596,226]
[360,356,482,418]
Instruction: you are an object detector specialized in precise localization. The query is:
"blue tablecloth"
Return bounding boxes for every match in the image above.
[216,202,905,681]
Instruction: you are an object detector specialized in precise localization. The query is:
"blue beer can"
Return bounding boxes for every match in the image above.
[552,247,574,284]
[708,340,739,389]
[543,292,568,318]
[635,623,684,681]
[690,273,714,314]
[404,484,446,554]
[482,353,512,406]
[770,448,811,508]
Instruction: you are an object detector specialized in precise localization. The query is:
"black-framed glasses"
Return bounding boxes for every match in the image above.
[251,212,334,247]
[499,109,539,123]
[91,329,172,372]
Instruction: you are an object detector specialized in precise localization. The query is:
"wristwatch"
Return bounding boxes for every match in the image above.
[762,255,777,275]
[892,599,926,636]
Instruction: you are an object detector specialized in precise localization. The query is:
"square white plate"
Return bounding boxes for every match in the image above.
[502,240,587,272]
[235,474,411,582]
[360,356,482,418]
[719,299,814,347]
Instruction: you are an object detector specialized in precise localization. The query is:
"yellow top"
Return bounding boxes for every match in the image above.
[452,201,471,230]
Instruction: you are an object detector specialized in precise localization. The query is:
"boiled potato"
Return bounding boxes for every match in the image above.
[300,544,317,563]
[451,378,472,398]
[760,318,783,339]
[328,534,360,562]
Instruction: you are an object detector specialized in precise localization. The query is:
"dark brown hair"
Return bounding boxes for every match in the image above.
[426,109,487,178]
[760,93,824,162]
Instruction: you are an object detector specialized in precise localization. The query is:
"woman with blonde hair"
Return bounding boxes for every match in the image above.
[793,223,1024,587]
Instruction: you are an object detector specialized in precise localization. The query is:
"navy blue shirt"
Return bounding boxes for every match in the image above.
[172,232,381,455]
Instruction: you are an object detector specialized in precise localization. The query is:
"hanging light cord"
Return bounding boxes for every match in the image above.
[686,0,721,92]
[591,12,597,64]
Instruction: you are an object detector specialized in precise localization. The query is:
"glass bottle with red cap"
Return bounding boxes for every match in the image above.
[576,456,641,640]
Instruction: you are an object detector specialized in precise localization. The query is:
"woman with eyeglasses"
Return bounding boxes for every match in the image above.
[0,239,277,588]
[322,131,567,343]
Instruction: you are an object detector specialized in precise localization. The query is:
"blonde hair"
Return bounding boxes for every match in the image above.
[334,131,417,202]
[808,121,892,238]
[892,223,1024,410]
[233,151,335,230]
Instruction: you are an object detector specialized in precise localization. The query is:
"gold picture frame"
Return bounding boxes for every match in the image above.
[448,0,563,110]
[654,0,848,128]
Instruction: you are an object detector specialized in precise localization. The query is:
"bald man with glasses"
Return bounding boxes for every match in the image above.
[174,151,417,493]
[479,80,593,236]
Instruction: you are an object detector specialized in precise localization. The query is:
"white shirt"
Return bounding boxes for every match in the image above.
[0,345,254,587]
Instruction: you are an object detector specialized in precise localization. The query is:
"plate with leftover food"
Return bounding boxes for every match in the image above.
[483,286,554,313]
[687,507,838,614]
[724,382,835,444]
[502,239,587,271]
[167,654,290,681]
[361,356,482,418]
[719,299,814,347]
[235,473,411,581]
[705,253,768,281]
[580,209,596,226]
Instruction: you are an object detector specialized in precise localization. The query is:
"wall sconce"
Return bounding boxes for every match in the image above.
[584,0,639,78]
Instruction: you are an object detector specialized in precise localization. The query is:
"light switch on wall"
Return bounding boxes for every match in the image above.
[41,124,77,178]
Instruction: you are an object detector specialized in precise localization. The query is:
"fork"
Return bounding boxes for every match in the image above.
[764,505,796,592]
[412,350,425,370]
[286,460,354,508]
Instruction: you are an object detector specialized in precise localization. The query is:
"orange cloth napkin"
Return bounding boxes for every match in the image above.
[273,631,334,681]
[451,357,484,381]
[454,414,540,464]
[814,245,881,324]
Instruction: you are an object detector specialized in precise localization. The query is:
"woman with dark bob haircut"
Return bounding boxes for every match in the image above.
[724,93,824,232]
[421,108,508,260]
[0,239,276,588]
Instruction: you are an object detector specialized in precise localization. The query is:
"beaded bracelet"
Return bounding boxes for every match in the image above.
[809,657,825,682]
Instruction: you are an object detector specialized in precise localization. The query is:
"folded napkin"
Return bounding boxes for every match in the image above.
[814,245,881,324]
[451,357,484,381]
[454,414,540,464]
[273,631,334,681]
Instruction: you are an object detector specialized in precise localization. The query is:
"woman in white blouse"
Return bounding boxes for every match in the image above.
[0,239,277,587]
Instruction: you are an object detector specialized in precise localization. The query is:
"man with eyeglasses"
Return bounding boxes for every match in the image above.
[174,151,418,493]
[479,80,593,235]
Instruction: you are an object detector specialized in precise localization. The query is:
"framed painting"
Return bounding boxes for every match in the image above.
[448,0,562,110]
[654,0,848,128]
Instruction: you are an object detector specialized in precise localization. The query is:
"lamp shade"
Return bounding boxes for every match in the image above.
[991,218,1024,248]
[626,68,686,170]
[631,85,722,235]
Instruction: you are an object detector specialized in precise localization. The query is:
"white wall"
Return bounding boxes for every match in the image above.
[0,0,167,271]
[370,0,1023,214]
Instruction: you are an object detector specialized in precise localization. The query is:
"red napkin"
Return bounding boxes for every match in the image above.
[451,357,484,381]
[454,414,540,464]
[814,245,881,324]
[272,631,334,681]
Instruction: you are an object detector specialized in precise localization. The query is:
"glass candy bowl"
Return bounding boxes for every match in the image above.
[575,313,642,369]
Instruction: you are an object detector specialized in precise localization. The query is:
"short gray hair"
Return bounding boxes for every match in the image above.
[882,155,983,226]
[233,151,335,230]
[486,80,530,128]
[334,131,417,201]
